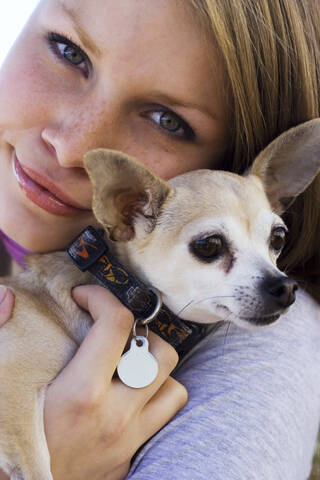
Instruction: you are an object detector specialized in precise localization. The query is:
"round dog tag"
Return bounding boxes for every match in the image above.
[117,336,158,388]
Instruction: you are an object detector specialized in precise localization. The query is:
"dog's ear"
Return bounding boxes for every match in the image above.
[84,149,172,241]
[250,118,320,214]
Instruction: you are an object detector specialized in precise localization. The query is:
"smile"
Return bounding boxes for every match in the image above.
[13,153,91,217]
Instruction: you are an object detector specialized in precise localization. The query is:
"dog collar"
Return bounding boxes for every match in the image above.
[67,226,208,357]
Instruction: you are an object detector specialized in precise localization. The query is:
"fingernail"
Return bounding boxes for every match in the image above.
[0,286,8,304]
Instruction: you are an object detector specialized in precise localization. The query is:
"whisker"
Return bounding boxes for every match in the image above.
[171,294,236,323]
[222,320,232,353]
[193,295,236,306]
[172,299,195,322]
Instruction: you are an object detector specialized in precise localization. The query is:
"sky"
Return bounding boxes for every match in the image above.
[0,0,40,66]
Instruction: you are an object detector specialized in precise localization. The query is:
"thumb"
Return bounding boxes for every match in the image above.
[0,286,15,326]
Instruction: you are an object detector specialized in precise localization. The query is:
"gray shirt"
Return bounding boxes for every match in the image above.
[127,289,320,479]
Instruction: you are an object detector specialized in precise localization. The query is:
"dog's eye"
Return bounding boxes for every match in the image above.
[270,226,287,252]
[190,235,225,262]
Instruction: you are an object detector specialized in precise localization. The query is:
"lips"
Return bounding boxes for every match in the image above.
[13,153,91,217]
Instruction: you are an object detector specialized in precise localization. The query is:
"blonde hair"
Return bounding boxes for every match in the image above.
[189,0,320,303]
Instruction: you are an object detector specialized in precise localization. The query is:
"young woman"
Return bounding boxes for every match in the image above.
[0,0,319,479]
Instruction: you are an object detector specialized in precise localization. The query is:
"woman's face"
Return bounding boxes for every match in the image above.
[0,0,228,252]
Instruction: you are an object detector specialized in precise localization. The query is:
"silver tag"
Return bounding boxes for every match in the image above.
[117,336,159,388]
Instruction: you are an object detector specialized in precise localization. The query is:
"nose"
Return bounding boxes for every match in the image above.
[262,276,298,309]
[40,99,117,169]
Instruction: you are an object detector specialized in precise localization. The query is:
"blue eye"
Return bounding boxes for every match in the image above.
[48,32,90,77]
[159,112,181,132]
[147,109,195,140]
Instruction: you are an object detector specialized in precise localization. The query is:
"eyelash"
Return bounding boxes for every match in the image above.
[142,108,195,140]
[47,31,91,78]
[47,31,195,140]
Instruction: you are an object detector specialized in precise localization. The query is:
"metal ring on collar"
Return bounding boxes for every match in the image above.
[140,288,163,325]
[132,318,149,338]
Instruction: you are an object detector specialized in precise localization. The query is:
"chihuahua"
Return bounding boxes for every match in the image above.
[0,119,320,479]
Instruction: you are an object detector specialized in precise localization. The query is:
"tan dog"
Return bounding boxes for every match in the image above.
[1,119,320,479]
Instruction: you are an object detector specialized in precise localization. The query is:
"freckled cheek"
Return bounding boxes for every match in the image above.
[137,149,213,179]
[115,119,216,179]
[0,56,58,129]
[140,157,190,179]
[107,130,185,179]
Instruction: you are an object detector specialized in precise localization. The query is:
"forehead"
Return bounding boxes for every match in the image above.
[165,171,278,236]
[52,0,206,64]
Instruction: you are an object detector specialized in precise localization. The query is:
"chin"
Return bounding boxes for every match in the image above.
[1,214,91,254]
[2,196,94,253]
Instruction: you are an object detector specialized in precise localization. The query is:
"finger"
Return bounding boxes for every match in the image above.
[0,286,15,326]
[62,285,134,385]
[114,330,180,408]
[140,376,188,443]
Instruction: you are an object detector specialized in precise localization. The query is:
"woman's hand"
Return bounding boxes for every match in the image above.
[45,285,188,479]
[0,284,187,480]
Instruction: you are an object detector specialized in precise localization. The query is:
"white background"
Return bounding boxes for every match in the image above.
[0,1,40,66]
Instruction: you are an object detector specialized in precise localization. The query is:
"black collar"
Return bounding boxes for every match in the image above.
[67,226,207,357]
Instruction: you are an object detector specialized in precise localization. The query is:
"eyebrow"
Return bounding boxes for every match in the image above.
[59,2,102,57]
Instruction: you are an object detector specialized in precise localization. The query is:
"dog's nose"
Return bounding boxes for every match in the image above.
[263,276,298,308]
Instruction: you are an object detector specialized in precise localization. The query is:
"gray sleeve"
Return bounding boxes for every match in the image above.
[127,289,320,480]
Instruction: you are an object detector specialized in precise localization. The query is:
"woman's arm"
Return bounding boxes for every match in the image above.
[128,288,320,480]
